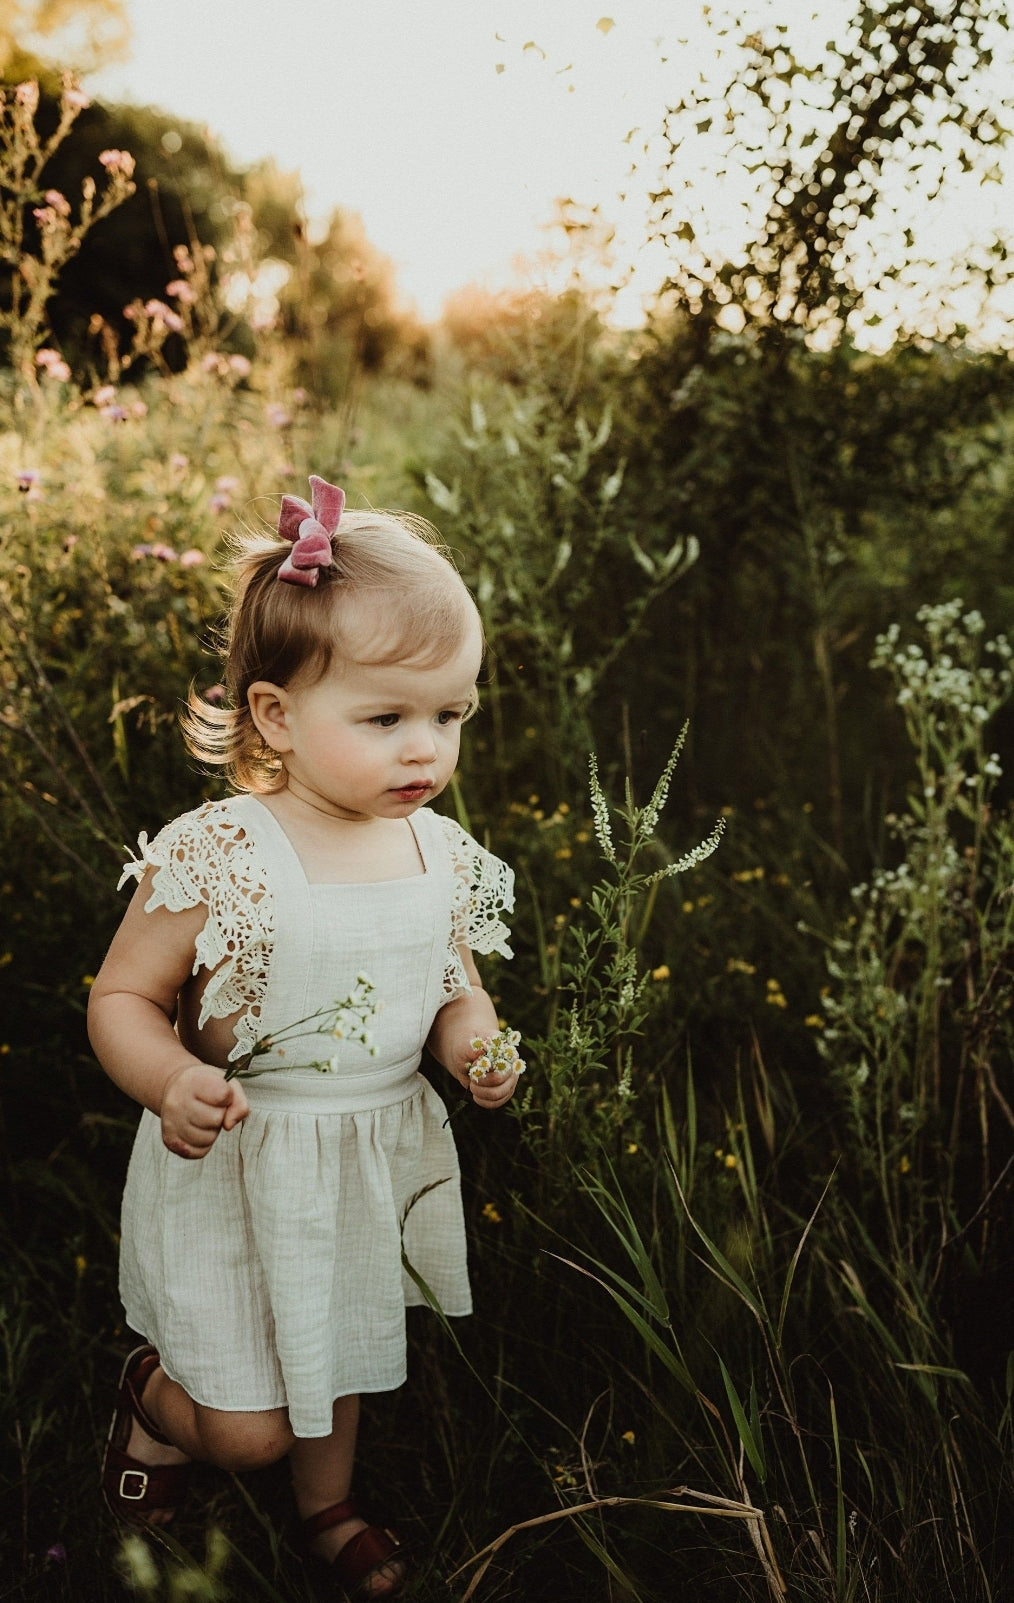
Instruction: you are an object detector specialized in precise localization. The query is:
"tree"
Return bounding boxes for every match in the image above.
[0,0,128,75]
[649,0,1011,347]
[277,207,429,401]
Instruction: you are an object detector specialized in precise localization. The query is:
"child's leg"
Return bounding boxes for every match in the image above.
[289,1396,406,1597]
[289,1394,360,1519]
[107,1354,295,1528]
[143,1367,294,1468]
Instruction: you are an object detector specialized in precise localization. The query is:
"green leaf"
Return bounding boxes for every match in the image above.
[718,1356,766,1482]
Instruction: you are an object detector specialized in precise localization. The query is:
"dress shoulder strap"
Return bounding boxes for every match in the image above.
[119,796,275,1063]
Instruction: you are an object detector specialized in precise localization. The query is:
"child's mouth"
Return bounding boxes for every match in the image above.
[392,783,432,800]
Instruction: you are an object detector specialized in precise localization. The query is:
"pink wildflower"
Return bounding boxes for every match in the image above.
[36,349,71,382]
[228,354,251,378]
[170,453,189,473]
[15,81,39,112]
[45,190,71,216]
[144,300,184,334]
[204,683,226,704]
[62,73,90,111]
[265,403,292,429]
[202,352,224,373]
[130,400,148,419]
[33,206,60,230]
[150,543,177,562]
[179,549,205,568]
[173,245,194,273]
[292,387,308,406]
[93,385,116,407]
[98,149,136,178]
[100,405,128,422]
[209,494,231,513]
[165,278,197,305]
[131,544,152,559]
[214,475,240,493]
[63,534,79,552]
[16,470,41,491]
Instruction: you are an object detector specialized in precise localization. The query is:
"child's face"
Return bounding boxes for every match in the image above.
[251,619,482,822]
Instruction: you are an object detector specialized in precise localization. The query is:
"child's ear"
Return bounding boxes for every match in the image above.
[247,681,293,752]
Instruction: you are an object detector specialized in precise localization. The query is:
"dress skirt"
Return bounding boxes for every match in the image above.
[120,1068,472,1438]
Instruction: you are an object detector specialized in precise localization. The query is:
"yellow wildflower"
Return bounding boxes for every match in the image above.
[481,1202,502,1224]
[724,1154,737,1170]
[651,964,670,981]
[899,1155,911,1175]
[804,1014,825,1029]
[621,1430,636,1444]
[682,900,694,914]
[75,1254,87,1276]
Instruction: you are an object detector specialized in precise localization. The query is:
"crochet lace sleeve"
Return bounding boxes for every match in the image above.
[118,801,274,1063]
[436,815,515,1002]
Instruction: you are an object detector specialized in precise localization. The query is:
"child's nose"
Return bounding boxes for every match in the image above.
[401,723,438,762]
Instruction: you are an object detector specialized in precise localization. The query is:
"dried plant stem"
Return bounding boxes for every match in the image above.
[447,1487,785,1602]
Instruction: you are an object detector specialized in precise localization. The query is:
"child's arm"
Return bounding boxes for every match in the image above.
[426,944,521,1110]
[87,873,249,1160]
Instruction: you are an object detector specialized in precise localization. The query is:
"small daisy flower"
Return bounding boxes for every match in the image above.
[468,1026,526,1081]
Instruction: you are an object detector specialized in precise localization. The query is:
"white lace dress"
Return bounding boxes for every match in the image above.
[115,795,514,1437]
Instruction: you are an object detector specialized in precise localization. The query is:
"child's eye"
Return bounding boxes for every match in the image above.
[436,710,463,726]
[370,713,400,728]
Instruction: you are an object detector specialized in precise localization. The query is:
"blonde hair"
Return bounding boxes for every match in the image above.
[183,503,482,792]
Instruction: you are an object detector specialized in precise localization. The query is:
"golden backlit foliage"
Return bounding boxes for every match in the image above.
[0,0,128,73]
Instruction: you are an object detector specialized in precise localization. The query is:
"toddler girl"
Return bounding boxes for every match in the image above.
[89,476,522,1598]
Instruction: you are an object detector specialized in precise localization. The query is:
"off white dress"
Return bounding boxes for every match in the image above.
[116,795,514,1438]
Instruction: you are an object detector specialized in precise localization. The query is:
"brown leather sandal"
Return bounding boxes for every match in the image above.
[301,1497,409,1598]
[101,1344,191,1526]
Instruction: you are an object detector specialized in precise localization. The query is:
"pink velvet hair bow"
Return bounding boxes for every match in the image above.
[276,474,346,587]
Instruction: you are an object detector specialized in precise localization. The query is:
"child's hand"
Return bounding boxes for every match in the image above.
[464,1029,526,1111]
[160,1062,250,1159]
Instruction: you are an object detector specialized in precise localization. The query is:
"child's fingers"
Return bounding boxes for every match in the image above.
[221,1081,250,1131]
[470,1067,520,1108]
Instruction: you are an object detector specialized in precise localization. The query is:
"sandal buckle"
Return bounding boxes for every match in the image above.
[119,1469,149,1501]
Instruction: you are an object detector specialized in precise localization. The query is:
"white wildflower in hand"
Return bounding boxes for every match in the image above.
[468,1027,526,1082]
[226,973,381,1079]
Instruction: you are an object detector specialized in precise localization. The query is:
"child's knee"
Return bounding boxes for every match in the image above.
[194,1405,293,1471]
